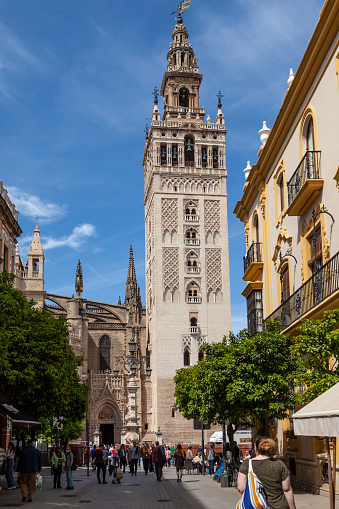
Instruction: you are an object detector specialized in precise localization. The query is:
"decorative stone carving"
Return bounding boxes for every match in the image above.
[162,198,178,233]
[161,177,220,194]
[272,227,293,270]
[163,248,179,290]
[244,215,250,249]
[205,200,221,234]
[182,335,192,353]
[259,181,266,219]
[206,249,222,291]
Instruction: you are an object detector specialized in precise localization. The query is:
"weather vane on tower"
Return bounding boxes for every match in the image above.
[171,0,191,23]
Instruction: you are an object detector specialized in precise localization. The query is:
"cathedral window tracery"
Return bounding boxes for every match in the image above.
[99,335,111,371]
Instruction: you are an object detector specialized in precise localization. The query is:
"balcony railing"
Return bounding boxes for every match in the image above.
[287,151,321,206]
[266,250,339,330]
[186,266,200,274]
[190,326,200,334]
[243,242,262,274]
[187,296,202,304]
[165,106,205,116]
[185,238,200,246]
[185,214,199,222]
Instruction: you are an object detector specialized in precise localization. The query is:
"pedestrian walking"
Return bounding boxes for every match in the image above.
[65,446,74,490]
[237,437,296,509]
[118,444,127,473]
[165,446,172,467]
[50,444,56,476]
[91,445,97,471]
[51,446,66,489]
[94,445,107,484]
[0,444,6,491]
[17,439,41,503]
[174,443,185,482]
[152,441,165,482]
[129,441,140,476]
[186,445,193,474]
[170,444,175,466]
[141,443,151,475]
[208,443,215,476]
[6,442,16,489]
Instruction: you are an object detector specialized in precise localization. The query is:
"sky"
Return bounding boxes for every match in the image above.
[1,0,324,333]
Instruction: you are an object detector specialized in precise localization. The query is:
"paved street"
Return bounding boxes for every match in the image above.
[0,465,334,508]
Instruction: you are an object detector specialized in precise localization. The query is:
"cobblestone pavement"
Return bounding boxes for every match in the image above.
[0,465,333,508]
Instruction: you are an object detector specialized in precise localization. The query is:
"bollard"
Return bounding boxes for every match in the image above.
[220,472,230,487]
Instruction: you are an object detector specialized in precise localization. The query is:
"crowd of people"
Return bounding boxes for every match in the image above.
[0,436,296,508]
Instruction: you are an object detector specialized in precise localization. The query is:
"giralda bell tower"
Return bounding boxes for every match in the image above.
[143,5,231,443]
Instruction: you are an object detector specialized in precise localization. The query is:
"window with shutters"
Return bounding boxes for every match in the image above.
[308,228,322,273]
[281,264,290,303]
[247,290,263,336]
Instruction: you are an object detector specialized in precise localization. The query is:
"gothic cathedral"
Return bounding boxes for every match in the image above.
[143,15,231,443]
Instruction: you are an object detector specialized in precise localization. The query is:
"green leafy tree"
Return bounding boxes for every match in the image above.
[293,309,339,405]
[174,323,297,444]
[0,272,88,436]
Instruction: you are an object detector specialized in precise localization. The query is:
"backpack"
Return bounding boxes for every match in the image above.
[144,450,150,460]
[158,446,166,465]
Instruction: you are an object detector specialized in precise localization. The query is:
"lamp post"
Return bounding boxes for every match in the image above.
[113,337,151,442]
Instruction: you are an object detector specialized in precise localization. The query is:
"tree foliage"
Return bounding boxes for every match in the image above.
[293,309,339,405]
[174,323,296,439]
[0,272,88,435]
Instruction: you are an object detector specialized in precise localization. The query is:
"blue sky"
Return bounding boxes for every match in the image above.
[1,0,324,333]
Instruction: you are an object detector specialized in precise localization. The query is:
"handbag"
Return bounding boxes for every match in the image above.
[71,462,77,471]
[36,473,43,490]
[0,459,6,475]
[236,459,269,509]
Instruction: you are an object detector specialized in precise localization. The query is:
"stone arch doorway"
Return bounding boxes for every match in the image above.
[96,403,122,445]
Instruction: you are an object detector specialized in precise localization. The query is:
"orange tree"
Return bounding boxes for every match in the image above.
[174,323,297,445]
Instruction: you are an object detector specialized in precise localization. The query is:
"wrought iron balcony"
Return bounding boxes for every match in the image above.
[286,151,323,216]
[266,250,339,330]
[243,242,263,281]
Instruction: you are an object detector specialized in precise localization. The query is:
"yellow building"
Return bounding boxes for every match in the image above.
[234,0,339,493]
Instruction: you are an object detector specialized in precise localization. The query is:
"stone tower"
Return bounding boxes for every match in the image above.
[15,224,45,307]
[143,15,231,443]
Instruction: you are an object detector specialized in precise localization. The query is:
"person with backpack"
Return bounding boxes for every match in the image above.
[141,444,151,475]
[118,444,126,473]
[152,441,165,482]
[129,441,140,476]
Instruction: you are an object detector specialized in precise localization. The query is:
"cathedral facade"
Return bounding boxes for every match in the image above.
[143,16,232,443]
[15,229,150,445]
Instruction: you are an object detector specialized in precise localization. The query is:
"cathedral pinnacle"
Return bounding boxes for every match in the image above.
[75,259,83,299]
[125,245,137,305]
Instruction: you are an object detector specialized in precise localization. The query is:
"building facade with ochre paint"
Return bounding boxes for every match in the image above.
[234,0,339,493]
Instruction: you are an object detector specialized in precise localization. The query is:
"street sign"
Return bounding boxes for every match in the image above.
[193,418,211,430]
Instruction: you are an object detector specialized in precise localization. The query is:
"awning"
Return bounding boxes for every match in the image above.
[0,396,41,430]
[292,382,339,437]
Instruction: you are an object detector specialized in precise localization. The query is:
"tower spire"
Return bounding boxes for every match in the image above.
[75,260,83,299]
[125,245,137,305]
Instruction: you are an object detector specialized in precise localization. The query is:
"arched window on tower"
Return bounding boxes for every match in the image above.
[99,335,111,371]
[184,136,195,166]
[213,148,219,168]
[198,349,204,362]
[179,88,189,108]
[202,147,208,167]
[184,348,190,366]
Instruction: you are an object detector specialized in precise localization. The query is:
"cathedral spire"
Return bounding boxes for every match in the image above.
[125,245,137,305]
[75,260,83,299]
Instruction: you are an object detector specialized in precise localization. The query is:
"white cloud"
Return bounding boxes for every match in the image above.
[6,187,67,223]
[0,21,44,100]
[42,224,97,250]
